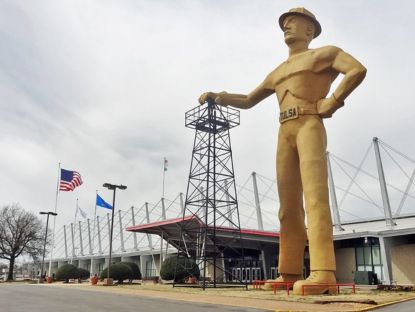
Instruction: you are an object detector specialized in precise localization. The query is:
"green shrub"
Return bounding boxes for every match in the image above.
[122,262,141,280]
[160,255,200,282]
[56,264,79,281]
[78,268,90,280]
[100,263,132,284]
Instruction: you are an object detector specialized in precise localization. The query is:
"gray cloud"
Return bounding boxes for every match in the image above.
[1,0,414,235]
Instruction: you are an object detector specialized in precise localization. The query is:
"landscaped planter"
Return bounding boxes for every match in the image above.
[90,276,98,285]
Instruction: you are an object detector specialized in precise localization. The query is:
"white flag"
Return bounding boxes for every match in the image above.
[77,203,87,219]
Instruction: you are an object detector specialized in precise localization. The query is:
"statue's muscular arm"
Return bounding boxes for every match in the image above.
[198,79,274,109]
[317,46,367,118]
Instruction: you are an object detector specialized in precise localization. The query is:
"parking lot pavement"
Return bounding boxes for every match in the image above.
[0,284,269,312]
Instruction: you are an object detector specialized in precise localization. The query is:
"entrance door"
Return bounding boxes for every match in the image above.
[231,268,237,282]
[243,268,252,282]
[236,268,241,282]
[252,267,261,281]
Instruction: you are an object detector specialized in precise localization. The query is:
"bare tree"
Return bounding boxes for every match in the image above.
[0,204,45,281]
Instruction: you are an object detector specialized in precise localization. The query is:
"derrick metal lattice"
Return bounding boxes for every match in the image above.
[174,101,246,289]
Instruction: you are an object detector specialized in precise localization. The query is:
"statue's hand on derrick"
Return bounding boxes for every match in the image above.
[198,92,228,106]
[317,94,344,118]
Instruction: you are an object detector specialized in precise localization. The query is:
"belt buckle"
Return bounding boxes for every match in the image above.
[279,105,299,123]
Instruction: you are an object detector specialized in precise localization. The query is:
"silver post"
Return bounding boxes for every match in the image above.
[165,238,169,257]
[119,210,125,252]
[70,223,75,263]
[379,235,392,284]
[78,221,84,256]
[159,232,164,274]
[140,256,145,278]
[90,192,98,276]
[145,202,151,223]
[131,206,138,250]
[260,250,268,280]
[63,225,68,259]
[252,172,264,230]
[161,197,166,220]
[179,192,184,217]
[145,202,153,249]
[327,152,344,231]
[373,137,395,226]
[87,219,92,255]
[97,216,103,254]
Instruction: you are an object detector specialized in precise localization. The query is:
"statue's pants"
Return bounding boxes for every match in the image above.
[277,115,336,274]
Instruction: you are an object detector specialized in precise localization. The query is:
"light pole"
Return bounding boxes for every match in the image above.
[40,211,57,282]
[102,183,127,284]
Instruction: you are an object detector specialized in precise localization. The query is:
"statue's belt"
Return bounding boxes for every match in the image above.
[279,104,319,123]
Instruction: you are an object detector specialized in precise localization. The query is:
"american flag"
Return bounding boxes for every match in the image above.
[60,169,83,191]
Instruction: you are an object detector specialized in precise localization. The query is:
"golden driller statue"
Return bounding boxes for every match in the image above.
[199,7,366,295]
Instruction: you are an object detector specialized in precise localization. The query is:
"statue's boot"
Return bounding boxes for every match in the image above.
[263,274,303,290]
[293,271,337,295]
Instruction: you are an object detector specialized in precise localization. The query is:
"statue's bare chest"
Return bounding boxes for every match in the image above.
[269,51,321,88]
[265,49,336,104]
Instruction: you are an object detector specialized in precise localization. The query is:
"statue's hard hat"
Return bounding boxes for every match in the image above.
[279,7,321,38]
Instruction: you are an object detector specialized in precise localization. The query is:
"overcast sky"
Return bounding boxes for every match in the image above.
[1,0,415,232]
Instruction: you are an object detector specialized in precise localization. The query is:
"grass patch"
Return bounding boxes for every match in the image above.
[115,283,415,305]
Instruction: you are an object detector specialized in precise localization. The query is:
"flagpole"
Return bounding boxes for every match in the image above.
[90,191,98,276]
[75,198,79,220]
[48,162,60,277]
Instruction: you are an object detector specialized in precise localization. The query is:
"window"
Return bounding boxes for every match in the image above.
[372,247,381,265]
[356,248,364,264]
[364,247,373,265]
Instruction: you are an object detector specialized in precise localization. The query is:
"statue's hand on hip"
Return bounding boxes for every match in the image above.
[317,95,344,118]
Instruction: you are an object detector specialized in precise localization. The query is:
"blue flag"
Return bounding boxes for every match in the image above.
[96,194,112,209]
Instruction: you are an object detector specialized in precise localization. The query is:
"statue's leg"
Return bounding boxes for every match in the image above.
[276,126,307,276]
[293,116,336,295]
[297,117,335,271]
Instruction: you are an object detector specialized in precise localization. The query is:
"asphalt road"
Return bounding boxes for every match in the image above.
[374,299,415,312]
[2,284,414,312]
[0,284,268,312]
